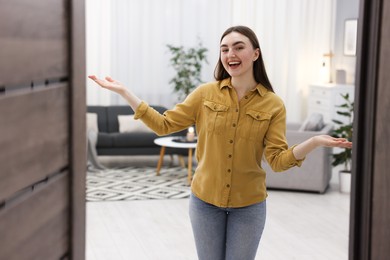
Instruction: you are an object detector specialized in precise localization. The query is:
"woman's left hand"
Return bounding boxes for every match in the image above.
[292,134,352,160]
[314,135,352,148]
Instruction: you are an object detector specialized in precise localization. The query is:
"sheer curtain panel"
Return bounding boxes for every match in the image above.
[86,0,335,122]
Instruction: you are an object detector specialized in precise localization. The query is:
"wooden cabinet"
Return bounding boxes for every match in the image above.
[308,83,355,124]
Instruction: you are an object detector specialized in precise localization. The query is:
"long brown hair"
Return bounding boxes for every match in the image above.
[214,25,274,93]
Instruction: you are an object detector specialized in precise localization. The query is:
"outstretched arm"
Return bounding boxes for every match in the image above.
[292,135,352,160]
[88,75,142,111]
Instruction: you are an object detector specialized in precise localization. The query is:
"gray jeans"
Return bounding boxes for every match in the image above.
[189,193,266,260]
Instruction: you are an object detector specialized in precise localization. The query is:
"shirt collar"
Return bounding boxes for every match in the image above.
[219,78,268,97]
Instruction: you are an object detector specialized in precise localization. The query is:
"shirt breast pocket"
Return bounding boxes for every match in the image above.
[203,100,229,135]
[244,110,272,142]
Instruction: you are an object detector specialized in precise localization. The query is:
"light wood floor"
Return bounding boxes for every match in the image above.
[86,156,350,260]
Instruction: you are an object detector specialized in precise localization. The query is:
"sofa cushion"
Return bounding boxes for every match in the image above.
[118,115,153,133]
[106,106,135,133]
[96,132,114,148]
[86,113,99,133]
[87,106,109,132]
[299,113,325,131]
[112,132,159,147]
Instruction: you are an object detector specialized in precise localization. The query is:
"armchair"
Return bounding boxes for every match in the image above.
[263,123,333,193]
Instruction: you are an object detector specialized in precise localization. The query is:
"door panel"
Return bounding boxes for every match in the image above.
[0,84,69,201]
[0,0,68,87]
[0,172,70,260]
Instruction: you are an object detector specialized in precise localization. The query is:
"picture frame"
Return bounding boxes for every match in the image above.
[344,19,358,56]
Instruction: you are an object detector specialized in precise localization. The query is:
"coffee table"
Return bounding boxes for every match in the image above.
[154,136,197,185]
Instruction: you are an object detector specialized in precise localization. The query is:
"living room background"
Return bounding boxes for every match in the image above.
[86,0,358,122]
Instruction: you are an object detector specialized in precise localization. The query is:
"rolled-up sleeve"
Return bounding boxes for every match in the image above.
[133,101,149,119]
[264,101,305,172]
[133,88,201,136]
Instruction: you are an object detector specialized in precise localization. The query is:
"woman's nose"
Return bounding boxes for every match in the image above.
[228,50,236,57]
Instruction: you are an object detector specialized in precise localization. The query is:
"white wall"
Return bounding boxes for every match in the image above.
[333,0,360,84]
[86,0,353,122]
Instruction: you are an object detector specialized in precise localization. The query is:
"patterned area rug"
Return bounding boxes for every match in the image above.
[86,166,191,202]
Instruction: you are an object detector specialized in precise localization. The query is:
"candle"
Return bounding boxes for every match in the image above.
[186,126,195,142]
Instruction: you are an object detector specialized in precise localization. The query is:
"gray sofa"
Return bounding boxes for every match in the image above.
[263,122,333,193]
[87,105,187,156]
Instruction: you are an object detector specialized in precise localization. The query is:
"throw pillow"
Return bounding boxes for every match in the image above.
[298,113,325,131]
[118,115,153,133]
[86,113,99,133]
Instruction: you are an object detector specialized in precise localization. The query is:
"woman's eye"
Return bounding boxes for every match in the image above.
[236,46,244,51]
[221,49,228,53]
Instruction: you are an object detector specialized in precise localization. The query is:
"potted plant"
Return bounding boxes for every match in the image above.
[331,93,354,193]
[166,41,208,101]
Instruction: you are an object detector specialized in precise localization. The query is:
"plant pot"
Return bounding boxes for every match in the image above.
[339,170,351,193]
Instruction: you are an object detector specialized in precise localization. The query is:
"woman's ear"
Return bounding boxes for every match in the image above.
[253,48,260,61]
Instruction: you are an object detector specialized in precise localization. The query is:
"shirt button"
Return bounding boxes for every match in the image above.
[236,109,239,112]
[232,123,236,127]
[226,184,230,188]
[230,140,233,144]
[245,96,248,99]
[256,115,260,119]
[228,154,232,158]
[227,169,231,172]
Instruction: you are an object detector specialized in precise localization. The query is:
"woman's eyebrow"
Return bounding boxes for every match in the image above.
[220,41,246,48]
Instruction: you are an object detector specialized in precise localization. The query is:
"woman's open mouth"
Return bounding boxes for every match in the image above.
[228,61,241,69]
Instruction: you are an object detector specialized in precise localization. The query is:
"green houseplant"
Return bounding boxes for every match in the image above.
[331,93,354,193]
[166,41,208,101]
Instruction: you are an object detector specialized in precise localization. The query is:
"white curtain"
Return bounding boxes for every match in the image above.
[86,0,335,122]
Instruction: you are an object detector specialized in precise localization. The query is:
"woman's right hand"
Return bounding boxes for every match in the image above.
[88,75,142,110]
[88,75,127,96]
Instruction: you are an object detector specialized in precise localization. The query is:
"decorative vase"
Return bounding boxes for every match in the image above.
[339,170,351,193]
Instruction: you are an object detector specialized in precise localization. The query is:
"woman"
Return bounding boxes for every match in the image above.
[89,25,351,260]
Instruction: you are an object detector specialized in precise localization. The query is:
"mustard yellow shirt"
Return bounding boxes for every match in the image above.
[134,78,304,208]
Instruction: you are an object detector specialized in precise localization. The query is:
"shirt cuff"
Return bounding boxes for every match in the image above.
[288,144,305,167]
[133,101,149,119]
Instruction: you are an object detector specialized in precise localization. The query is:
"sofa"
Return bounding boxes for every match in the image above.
[263,122,334,193]
[87,105,188,157]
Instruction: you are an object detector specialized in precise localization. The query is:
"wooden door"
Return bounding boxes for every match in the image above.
[350,0,390,259]
[0,0,86,259]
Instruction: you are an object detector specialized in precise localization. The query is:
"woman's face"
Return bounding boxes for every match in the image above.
[220,32,259,79]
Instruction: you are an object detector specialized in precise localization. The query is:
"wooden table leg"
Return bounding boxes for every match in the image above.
[178,155,186,168]
[169,154,174,167]
[187,148,193,185]
[156,146,166,176]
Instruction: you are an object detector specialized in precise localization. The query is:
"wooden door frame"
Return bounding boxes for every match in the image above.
[69,0,86,259]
